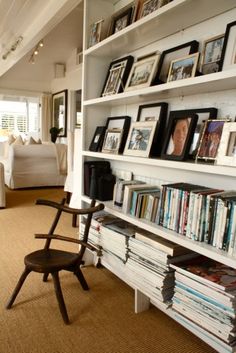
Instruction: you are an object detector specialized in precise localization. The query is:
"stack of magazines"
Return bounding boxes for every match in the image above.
[171,255,236,348]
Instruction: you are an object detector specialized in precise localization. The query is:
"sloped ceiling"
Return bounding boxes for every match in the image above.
[0,0,83,91]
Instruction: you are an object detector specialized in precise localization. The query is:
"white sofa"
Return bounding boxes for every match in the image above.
[0,141,67,189]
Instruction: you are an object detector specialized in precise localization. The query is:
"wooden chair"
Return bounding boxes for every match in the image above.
[6,198,104,324]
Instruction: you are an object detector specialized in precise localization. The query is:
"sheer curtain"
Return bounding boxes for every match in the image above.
[41,93,52,142]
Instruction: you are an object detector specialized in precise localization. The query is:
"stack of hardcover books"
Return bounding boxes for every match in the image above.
[171,255,236,348]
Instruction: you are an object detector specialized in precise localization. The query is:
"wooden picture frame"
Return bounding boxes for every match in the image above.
[161,112,198,161]
[102,128,123,154]
[105,116,131,153]
[124,120,157,157]
[219,20,236,71]
[196,119,227,161]
[168,108,218,159]
[154,40,199,84]
[101,55,134,96]
[110,7,133,35]
[89,126,106,152]
[200,34,224,75]
[88,19,104,48]
[139,0,159,19]
[167,53,199,82]
[52,89,68,137]
[136,102,168,156]
[216,122,236,167]
[124,53,160,91]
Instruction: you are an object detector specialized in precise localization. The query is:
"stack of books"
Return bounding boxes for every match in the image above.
[126,229,194,309]
[171,255,236,348]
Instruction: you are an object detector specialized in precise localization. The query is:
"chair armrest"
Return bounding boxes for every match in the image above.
[35,233,97,252]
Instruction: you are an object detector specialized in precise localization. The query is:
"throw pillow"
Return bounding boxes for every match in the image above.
[12,135,24,145]
[8,134,16,145]
[25,137,37,145]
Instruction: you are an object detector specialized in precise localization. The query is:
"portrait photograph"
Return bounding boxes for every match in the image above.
[167,53,199,82]
[201,34,224,75]
[125,54,160,91]
[219,20,236,71]
[197,119,226,160]
[124,121,157,157]
[161,113,198,161]
[88,19,103,48]
[102,128,123,154]
[216,122,236,167]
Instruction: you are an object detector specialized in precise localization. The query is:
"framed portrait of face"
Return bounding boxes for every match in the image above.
[196,119,227,161]
[216,122,236,167]
[201,34,224,75]
[167,53,199,82]
[124,53,160,91]
[136,102,168,156]
[88,19,103,48]
[124,120,157,157]
[101,55,134,96]
[161,113,198,161]
[102,128,123,154]
[89,126,106,152]
[154,40,199,84]
[219,20,236,71]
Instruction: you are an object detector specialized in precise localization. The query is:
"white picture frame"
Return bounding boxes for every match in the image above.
[216,122,236,166]
[167,53,199,82]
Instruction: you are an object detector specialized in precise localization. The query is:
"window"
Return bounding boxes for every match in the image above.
[0,96,40,141]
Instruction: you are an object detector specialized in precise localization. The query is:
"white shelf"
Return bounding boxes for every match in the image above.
[84,0,236,58]
[82,151,236,178]
[84,69,236,106]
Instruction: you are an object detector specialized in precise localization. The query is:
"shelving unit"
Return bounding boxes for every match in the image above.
[79,1,236,351]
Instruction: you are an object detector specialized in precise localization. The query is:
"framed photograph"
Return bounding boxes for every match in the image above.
[139,0,159,19]
[167,53,199,82]
[88,19,103,48]
[161,113,198,161]
[105,116,131,153]
[102,128,123,154]
[219,20,236,71]
[168,108,218,159]
[110,7,133,35]
[89,126,106,152]
[124,53,160,91]
[216,122,236,166]
[200,34,224,75]
[123,120,157,157]
[101,55,134,96]
[154,40,199,84]
[136,102,168,155]
[196,119,227,161]
[52,89,68,137]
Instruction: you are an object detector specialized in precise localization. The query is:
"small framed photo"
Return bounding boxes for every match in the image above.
[137,102,168,155]
[101,55,134,97]
[196,119,227,161]
[161,113,198,161]
[102,128,123,154]
[200,34,224,75]
[52,89,68,137]
[167,53,199,82]
[89,126,106,152]
[219,20,236,71]
[216,122,236,167]
[139,0,159,19]
[110,6,133,35]
[88,19,103,48]
[168,108,218,159]
[105,116,131,153]
[124,53,160,91]
[124,120,157,157]
[154,40,199,84]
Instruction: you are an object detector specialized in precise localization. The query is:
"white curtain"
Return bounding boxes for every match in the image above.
[41,93,52,142]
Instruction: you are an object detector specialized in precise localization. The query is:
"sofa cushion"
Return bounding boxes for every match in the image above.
[25,137,37,145]
[12,135,24,145]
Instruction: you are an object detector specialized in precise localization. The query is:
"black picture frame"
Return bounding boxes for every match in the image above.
[136,102,168,156]
[154,40,199,84]
[110,7,133,35]
[101,55,134,97]
[52,89,68,137]
[105,115,131,153]
[161,112,198,161]
[168,108,218,159]
[219,20,236,71]
[89,126,106,152]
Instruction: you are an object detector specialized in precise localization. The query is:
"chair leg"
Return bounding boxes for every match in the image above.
[43,273,49,282]
[51,272,70,325]
[6,267,31,309]
[74,268,89,290]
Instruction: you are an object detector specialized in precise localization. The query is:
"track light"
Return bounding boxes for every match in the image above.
[29,40,44,64]
[2,36,23,60]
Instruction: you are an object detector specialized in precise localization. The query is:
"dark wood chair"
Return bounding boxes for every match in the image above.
[6,198,104,324]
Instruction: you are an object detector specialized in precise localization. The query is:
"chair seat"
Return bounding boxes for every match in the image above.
[24,249,79,273]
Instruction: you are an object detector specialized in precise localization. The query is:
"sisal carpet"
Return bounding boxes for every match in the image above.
[0,187,216,353]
